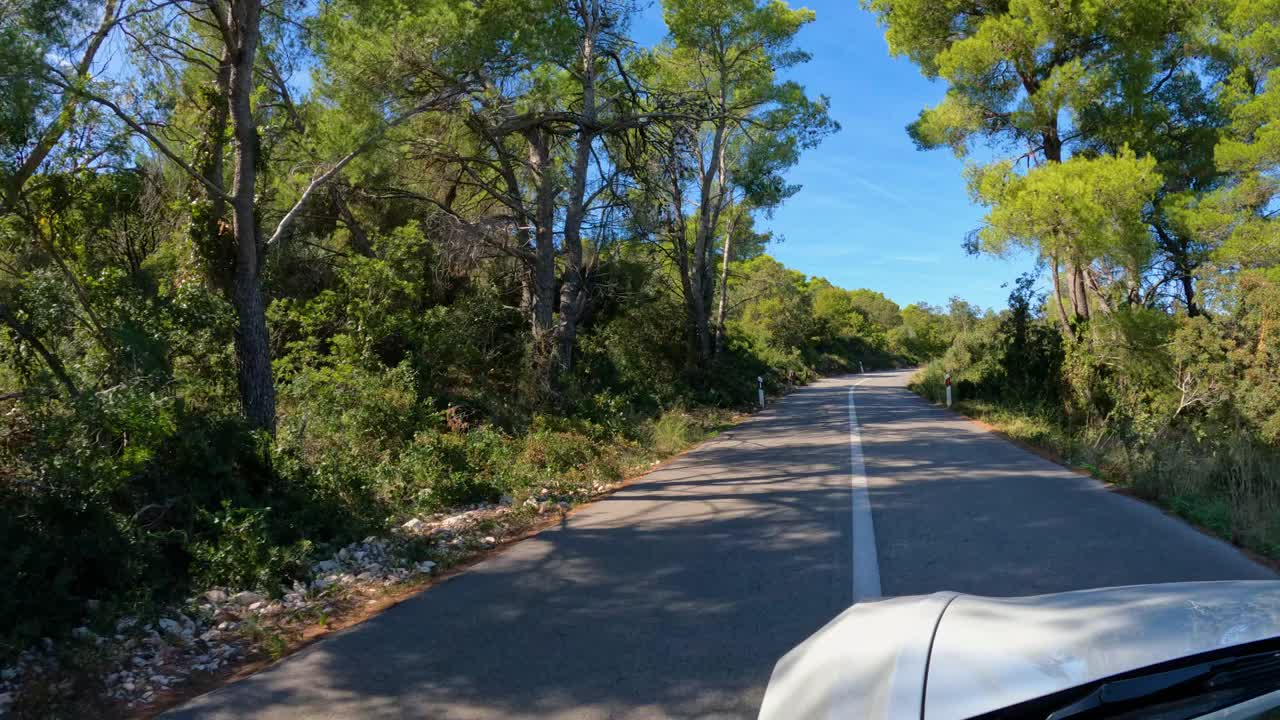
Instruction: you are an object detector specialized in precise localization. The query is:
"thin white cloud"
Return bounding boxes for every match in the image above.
[847,176,910,205]
[890,254,941,264]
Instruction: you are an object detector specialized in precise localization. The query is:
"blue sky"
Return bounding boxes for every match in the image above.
[633,0,1037,312]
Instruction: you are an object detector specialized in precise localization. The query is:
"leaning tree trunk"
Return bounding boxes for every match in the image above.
[0,302,79,398]
[225,0,276,434]
[1153,223,1200,317]
[4,0,119,209]
[0,0,116,399]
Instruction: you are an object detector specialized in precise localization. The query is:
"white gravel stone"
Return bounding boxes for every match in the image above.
[231,591,263,605]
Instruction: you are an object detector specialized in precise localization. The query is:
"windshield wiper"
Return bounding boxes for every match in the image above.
[1046,650,1280,720]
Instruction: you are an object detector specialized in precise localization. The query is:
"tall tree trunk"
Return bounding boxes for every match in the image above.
[713,201,741,355]
[1180,272,1199,317]
[1067,261,1091,322]
[713,228,732,354]
[1041,126,1092,332]
[712,140,737,355]
[666,161,700,370]
[689,120,726,364]
[556,2,598,376]
[225,0,276,434]
[190,49,234,290]
[1050,255,1072,334]
[526,128,558,395]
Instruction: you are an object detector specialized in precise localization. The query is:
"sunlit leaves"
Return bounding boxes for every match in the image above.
[969,149,1163,274]
[1203,0,1279,271]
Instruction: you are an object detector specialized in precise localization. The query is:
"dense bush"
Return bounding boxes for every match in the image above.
[915,270,1280,560]
[1,235,940,651]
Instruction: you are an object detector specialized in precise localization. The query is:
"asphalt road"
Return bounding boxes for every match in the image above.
[168,370,1272,719]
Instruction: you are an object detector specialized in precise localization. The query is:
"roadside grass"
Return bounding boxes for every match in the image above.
[646,407,734,457]
[909,370,1280,568]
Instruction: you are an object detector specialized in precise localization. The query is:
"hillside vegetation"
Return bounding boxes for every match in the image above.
[870,0,1280,558]
[0,0,966,656]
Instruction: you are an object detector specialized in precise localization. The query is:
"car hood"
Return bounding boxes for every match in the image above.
[759,581,1280,720]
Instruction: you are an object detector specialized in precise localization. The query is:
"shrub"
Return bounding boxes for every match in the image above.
[189,504,314,592]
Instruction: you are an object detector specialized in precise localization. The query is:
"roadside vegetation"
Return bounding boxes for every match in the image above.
[878,0,1280,561]
[0,0,973,709]
[6,0,1276,712]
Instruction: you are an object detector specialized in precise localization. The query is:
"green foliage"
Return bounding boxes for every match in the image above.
[914,287,1062,411]
[649,410,704,455]
[866,0,1196,154]
[917,269,1280,564]
[1206,0,1280,270]
[723,254,929,378]
[969,149,1163,274]
[889,303,952,363]
[0,386,258,642]
[0,1,90,157]
[190,504,314,591]
[32,0,1280,669]
[577,287,690,411]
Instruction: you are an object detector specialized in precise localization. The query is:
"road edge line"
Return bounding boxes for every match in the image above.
[849,380,882,601]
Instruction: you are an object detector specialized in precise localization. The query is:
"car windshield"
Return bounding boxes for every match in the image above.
[1194,688,1280,720]
[972,642,1280,720]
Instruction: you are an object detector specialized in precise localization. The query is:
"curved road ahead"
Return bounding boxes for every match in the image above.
[169,370,1272,719]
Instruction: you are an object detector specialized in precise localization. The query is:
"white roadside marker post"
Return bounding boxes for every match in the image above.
[758,376,765,409]
[859,361,865,374]
[945,371,952,408]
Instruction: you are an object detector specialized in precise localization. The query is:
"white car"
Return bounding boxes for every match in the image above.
[760,581,1280,720]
